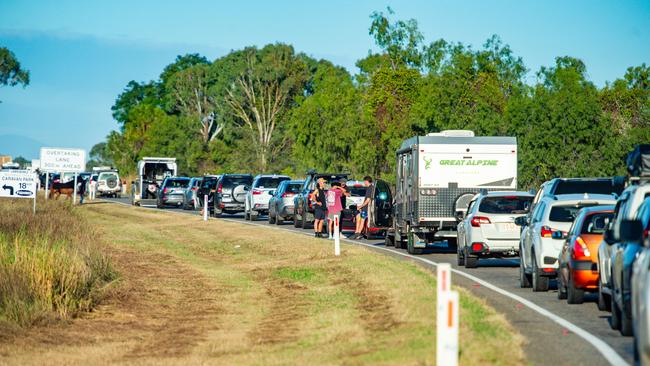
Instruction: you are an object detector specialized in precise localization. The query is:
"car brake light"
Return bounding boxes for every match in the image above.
[252,189,263,195]
[572,236,590,258]
[163,188,168,193]
[470,216,491,227]
[217,183,222,193]
[282,192,294,198]
[192,187,198,191]
[644,229,650,240]
[471,242,485,252]
[542,268,555,273]
[541,226,553,238]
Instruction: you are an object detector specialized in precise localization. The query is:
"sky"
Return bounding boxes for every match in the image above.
[0,0,648,160]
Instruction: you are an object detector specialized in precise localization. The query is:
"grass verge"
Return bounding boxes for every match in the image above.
[0,202,524,365]
[0,198,115,331]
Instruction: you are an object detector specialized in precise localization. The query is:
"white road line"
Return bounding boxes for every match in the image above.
[100,200,628,366]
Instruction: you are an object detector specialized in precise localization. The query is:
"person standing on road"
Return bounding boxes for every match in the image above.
[89,177,96,200]
[326,182,347,239]
[311,178,328,238]
[352,176,373,239]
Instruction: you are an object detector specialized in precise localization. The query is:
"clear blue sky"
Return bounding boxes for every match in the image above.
[0,0,648,159]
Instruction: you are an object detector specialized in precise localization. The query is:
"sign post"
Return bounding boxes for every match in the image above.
[203,194,208,221]
[334,214,340,256]
[39,147,86,204]
[436,263,458,366]
[45,172,49,200]
[0,170,38,214]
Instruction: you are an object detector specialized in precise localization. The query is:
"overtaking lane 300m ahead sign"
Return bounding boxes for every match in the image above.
[0,171,37,199]
[40,147,86,172]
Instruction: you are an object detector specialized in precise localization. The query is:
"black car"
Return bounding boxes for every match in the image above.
[293,171,349,229]
[197,175,221,213]
[214,174,253,216]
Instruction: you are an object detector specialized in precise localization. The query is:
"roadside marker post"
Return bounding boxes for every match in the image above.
[72,172,78,205]
[44,172,49,201]
[334,214,340,256]
[436,263,459,366]
[203,195,208,221]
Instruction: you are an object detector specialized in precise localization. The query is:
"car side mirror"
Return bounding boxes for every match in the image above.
[603,229,615,245]
[269,190,275,196]
[455,210,465,221]
[620,220,644,243]
[514,216,527,226]
[551,231,566,240]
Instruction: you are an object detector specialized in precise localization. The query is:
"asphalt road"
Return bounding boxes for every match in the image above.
[101,197,632,366]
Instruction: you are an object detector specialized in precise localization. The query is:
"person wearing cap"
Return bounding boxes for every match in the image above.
[311,178,328,238]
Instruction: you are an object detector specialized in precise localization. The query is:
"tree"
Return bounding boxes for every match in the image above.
[111,80,162,126]
[0,47,29,102]
[13,156,28,168]
[87,142,113,169]
[224,44,309,171]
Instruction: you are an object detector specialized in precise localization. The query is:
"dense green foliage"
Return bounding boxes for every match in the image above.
[0,47,29,102]
[98,10,649,188]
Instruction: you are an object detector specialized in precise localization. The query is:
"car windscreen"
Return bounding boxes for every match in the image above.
[285,183,302,194]
[554,180,618,196]
[165,179,190,188]
[581,212,614,234]
[222,176,253,188]
[549,204,598,222]
[478,196,533,214]
[256,177,289,189]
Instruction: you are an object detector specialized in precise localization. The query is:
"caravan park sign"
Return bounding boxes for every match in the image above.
[40,147,86,172]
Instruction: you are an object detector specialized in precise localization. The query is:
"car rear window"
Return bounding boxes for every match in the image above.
[581,212,614,234]
[222,176,253,188]
[256,177,289,189]
[98,172,118,180]
[554,180,619,196]
[478,196,533,214]
[165,179,190,188]
[348,186,367,197]
[201,178,218,189]
[286,183,302,194]
[550,204,598,222]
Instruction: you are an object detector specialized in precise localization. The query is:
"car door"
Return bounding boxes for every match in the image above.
[460,198,477,250]
[369,179,393,229]
[524,202,546,268]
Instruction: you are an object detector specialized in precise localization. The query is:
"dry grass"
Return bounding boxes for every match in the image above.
[0,202,525,365]
[0,198,115,332]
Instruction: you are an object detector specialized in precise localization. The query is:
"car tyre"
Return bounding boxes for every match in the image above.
[457,244,465,266]
[301,210,309,229]
[250,212,258,221]
[620,300,634,336]
[532,254,549,292]
[385,234,395,247]
[566,272,584,304]
[464,248,478,268]
[611,294,622,330]
[598,284,611,311]
[275,214,283,225]
[294,211,301,228]
[268,212,276,224]
[406,226,422,255]
[519,252,532,288]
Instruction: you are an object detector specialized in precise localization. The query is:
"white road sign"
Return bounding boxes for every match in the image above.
[0,170,37,199]
[40,147,86,172]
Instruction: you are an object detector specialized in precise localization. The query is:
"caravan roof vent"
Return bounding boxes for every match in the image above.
[427,130,475,138]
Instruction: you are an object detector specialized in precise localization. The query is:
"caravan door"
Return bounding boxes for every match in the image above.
[369,180,393,229]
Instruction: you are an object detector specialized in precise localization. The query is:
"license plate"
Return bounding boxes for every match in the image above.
[502,223,517,231]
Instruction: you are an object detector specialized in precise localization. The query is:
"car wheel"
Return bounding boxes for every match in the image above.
[275,214,283,225]
[620,299,634,336]
[519,250,532,288]
[250,212,258,221]
[532,253,549,292]
[457,244,465,266]
[294,211,301,228]
[268,212,276,224]
[464,248,478,268]
[566,272,584,304]
[611,294,622,330]
[598,283,611,311]
[301,210,308,229]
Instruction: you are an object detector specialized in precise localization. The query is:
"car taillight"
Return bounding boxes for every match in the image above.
[192,187,198,191]
[572,236,590,258]
[252,189,263,195]
[471,242,485,252]
[644,229,650,240]
[541,226,553,238]
[163,188,168,193]
[217,184,222,193]
[470,216,491,227]
[282,193,294,198]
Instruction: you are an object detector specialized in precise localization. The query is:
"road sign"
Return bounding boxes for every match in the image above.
[40,147,86,172]
[0,170,37,199]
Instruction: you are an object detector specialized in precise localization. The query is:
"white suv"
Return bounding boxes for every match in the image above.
[518,193,617,291]
[244,174,291,221]
[457,191,534,268]
[96,171,122,198]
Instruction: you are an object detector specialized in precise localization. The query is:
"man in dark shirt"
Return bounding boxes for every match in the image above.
[352,176,373,239]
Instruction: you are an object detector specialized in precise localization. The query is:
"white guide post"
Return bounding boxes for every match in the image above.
[72,172,78,205]
[334,214,340,256]
[436,263,458,366]
[45,172,49,201]
[203,194,208,221]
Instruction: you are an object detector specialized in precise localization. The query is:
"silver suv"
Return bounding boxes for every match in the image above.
[214,174,253,217]
[244,174,291,221]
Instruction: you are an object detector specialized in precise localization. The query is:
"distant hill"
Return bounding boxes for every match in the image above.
[0,134,46,160]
